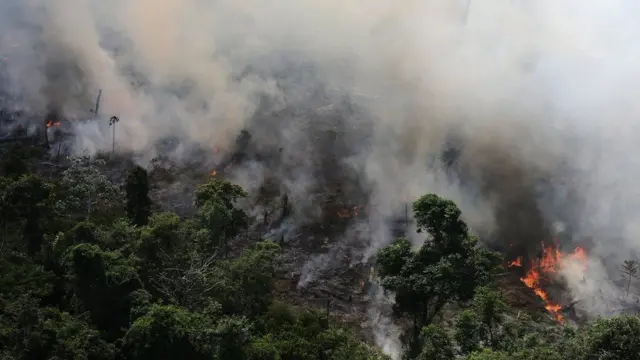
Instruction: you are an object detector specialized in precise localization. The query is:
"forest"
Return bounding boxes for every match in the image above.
[0,143,638,360]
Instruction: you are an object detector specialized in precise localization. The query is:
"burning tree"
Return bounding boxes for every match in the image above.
[509,242,587,323]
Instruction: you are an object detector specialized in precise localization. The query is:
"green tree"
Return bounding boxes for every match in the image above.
[376,194,501,356]
[416,324,454,360]
[455,309,481,355]
[567,316,640,360]
[121,304,217,360]
[0,256,54,301]
[2,151,28,179]
[466,349,510,360]
[0,295,115,360]
[195,178,248,258]
[139,213,218,309]
[56,156,122,221]
[63,243,141,340]
[511,346,562,360]
[217,241,281,317]
[473,287,508,349]
[126,165,152,226]
[250,304,389,360]
[0,175,53,254]
[0,144,44,179]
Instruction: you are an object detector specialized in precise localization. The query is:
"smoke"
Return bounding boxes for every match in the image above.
[4,0,640,354]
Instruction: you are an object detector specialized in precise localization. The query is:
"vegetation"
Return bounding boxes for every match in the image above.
[376,194,640,360]
[1,151,640,360]
[0,155,387,360]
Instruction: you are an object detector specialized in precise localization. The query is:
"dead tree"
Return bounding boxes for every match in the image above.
[621,260,639,300]
[90,89,102,116]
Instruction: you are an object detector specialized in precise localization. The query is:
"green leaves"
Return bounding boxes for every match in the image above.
[455,309,481,355]
[0,296,115,360]
[417,325,454,360]
[56,156,123,221]
[0,158,392,360]
[122,304,216,360]
[567,316,640,360]
[412,194,468,250]
[217,241,281,317]
[64,243,142,339]
[376,194,501,357]
[195,178,249,258]
[0,175,53,254]
[249,304,390,360]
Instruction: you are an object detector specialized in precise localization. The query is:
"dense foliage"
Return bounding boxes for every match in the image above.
[0,155,387,360]
[376,194,640,360]
[1,151,640,360]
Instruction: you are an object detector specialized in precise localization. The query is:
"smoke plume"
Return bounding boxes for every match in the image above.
[3,0,640,356]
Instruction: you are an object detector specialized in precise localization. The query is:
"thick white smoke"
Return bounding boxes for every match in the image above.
[3,0,640,356]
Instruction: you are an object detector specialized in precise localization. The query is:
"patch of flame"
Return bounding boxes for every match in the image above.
[514,243,587,323]
[508,256,522,268]
[209,163,233,177]
[46,120,60,128]
[337,205,363,219]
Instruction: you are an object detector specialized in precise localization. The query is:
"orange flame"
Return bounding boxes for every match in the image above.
[46,120,60,128]
[209,160,234,177]
[508,256,523,268]
[514,243,587,323]
[337,205,363,219]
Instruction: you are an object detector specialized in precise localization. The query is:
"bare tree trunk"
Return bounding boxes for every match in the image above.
[87,193,93,219]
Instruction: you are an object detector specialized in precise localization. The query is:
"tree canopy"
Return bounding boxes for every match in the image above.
[0,150,639,360]
[0,160,389,360]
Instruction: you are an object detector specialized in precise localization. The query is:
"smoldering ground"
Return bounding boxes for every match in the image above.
[3,0,640,356]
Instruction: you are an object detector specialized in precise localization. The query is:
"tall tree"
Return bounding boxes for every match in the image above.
[376,194,501,357]
[126,166,152,226]
[56,156,122,220]
[0,175,52,254]
[195,178,248,258]
[621,260,639,300]
[472,287,508,349]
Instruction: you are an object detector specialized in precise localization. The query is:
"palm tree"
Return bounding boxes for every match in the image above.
[109,116,120,155]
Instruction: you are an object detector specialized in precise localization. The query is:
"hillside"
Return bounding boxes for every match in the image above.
[0,137,639,360]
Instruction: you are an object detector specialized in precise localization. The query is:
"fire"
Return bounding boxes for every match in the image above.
[513,242,587,323]
[508,256,523,268]
[209,164,233,177]
[46,120,60,128]
[337,205,363,219]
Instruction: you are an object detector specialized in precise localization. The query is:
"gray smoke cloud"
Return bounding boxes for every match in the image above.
[3,0,640,356]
